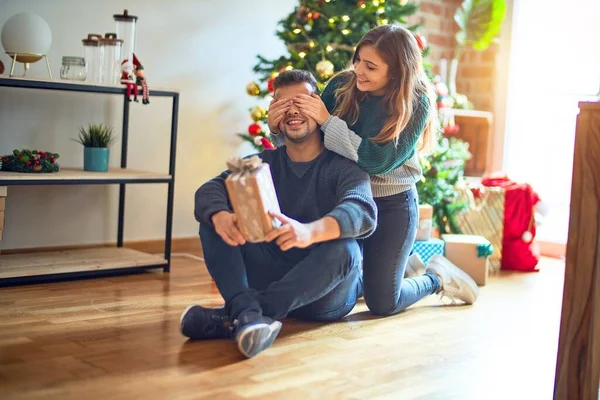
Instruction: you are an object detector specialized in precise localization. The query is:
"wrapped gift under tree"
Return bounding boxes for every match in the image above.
[225,156,281,243]
[454,181,504,271]
[455,175,542,272]
[442,234,494,286]
[416,204,433,241]
[411,238,445,264]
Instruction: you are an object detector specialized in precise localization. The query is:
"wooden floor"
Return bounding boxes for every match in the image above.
[0,254,566,400]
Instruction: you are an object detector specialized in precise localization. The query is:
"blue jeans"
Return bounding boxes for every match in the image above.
[199,224,361,322]
[361,188,441,315]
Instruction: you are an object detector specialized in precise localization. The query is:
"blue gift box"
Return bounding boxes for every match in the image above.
[411,238,445,264]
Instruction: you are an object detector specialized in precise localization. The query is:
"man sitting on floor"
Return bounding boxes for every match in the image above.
[181,70,377,358]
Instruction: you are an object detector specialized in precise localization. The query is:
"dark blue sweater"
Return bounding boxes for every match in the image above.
[195,147,377,240]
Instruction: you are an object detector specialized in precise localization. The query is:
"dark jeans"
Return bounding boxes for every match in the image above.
[361,188,441,316]
[199,224,361,322]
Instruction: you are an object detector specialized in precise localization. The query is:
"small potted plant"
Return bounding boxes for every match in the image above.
[73,124,117,172]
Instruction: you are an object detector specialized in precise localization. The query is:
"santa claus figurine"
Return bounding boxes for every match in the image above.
[120,59,138,102]
[133,53,150,105]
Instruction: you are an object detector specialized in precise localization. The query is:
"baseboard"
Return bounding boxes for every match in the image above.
[0,237,202,256]
[538,240,566,259]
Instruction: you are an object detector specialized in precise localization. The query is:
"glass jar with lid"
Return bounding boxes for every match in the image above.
[113,9,137,67]
[82,34,103,84]
[99,33,123,85]
[60,56,87,81]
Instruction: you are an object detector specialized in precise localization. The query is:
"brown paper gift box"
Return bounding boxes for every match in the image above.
[225,156,282,243]
[416,204,433,240]
[441,234,493,286]
[455,182,505,272]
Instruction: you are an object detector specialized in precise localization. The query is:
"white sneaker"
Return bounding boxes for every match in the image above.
[405,253,426,278]
[425,255,479,304]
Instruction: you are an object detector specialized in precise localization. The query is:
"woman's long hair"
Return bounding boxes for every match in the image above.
[332,25,439,153]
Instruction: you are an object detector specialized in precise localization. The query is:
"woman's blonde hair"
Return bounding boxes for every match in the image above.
[333,25,439,154]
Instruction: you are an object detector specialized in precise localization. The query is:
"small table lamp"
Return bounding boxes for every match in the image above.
[1,12,53,78]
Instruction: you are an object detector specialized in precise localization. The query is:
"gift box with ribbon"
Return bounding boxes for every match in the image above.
[411,238,445,264]
[225,156,282,243]
[441,234,494,286]
[415,204,433,241]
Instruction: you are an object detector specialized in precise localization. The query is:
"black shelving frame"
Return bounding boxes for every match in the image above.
[0,77,179,285]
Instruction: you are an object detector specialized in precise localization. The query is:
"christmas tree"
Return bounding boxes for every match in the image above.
[238,0,471,234]
[417,137,471,234]
[239,0,429,150]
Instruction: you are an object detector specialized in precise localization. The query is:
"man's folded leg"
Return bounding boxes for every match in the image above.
[180,224,282,359]
[288,263,360,322]
[256,238,362,320]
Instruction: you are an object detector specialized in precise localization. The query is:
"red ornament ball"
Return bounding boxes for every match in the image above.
[311,11,320,20]
[248,123,262,136]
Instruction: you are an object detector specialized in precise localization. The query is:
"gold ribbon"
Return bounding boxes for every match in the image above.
[226,156,262,176]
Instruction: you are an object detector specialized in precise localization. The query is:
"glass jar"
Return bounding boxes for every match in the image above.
[113,9,137,66]
[82,34,103,84]
[99,33,123,85]
[60,56,87,81]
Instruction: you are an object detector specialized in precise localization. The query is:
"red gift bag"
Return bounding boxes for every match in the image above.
[482,175,541,271]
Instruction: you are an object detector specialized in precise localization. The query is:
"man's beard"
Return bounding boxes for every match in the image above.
[280,116,311,143]
[281,128,310,143]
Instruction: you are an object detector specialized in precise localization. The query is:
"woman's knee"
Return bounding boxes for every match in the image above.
[364,295,397,316]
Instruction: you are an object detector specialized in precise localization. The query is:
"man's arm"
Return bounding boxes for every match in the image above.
[195,153,269,226]
[265,213,340,251]
[306,216,341,243]
[325,160,377,240]
[194,169,232,226]
[265,160,377,251]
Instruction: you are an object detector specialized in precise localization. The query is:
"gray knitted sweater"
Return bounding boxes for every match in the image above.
[195,147,378,240]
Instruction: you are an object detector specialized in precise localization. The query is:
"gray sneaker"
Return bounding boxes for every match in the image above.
[425,255,479,304]
[405,253,426,278]
[234,312,282,358]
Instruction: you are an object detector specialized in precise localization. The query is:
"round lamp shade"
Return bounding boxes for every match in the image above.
[1,12,52,63]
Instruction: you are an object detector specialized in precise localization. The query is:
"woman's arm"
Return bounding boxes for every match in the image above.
[321,94,430,175]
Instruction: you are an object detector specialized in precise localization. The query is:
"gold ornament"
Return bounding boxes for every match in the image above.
[246,82,260,96]
[250,106,267,122]
[316,60,335,79]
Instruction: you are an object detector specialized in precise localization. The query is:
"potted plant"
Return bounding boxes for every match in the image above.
[73,124,117,172]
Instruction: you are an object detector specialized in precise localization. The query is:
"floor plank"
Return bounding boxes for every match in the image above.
[0,254,565,400]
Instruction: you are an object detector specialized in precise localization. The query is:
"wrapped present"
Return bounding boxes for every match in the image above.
[455,176,541,272]
[442,234,493,286]
[455,181,504,272]
[225,156,282,243]
[416,204,433,241]
[481,176,541,272]
[411,238,444,264]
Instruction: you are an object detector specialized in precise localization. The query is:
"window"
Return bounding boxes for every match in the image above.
[503,0,600,244]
